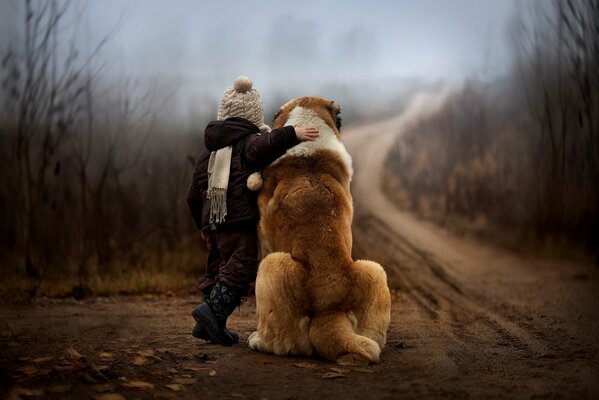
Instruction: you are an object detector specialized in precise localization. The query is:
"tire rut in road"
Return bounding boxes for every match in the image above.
[352,210,550,358]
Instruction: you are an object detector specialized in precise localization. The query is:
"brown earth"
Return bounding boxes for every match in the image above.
[1,91,598,399]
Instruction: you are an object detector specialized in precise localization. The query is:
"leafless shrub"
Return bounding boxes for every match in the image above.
[0,1,206,299]
[386,0,599,255]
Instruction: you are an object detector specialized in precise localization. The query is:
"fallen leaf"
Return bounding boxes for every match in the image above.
[65,348,87,369]
[166,367,178,374]
[165,383,185,392]
[86,364,111,381]
[171,377,197,385]
[132,356,153,366]
[156,347,170,353]
[185,367,209,373]
[196,353,217,362]
[6,387,44,399]
[45,384,72,393]
[52,364,75,372]
[92,383,117,393]
[320,372,345,379]
[65,347,85,361]
[80,372,100,384]
[99,352,113,360]
[329,367,351,374]
[293,362,318,369]
[149,369,165,377]
[16,366,38,376]
[35,369,51,376]
[352,367,374,373]
[121,380,154,390]
[31,357,53,363]
[138,349,155,357]
[208,370,217,377]
[92,394,126,400]
[336,354,369,367]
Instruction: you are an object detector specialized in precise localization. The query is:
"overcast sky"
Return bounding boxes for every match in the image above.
[0,0,518,121]
[80,0,516,81]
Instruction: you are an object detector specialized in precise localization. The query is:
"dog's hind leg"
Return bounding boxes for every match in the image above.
[349,259,392,349]
[248,252,314,357]
[309,259,391,365]
[309,311,381,365]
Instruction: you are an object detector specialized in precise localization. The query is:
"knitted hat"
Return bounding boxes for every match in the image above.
[218,76,270,132]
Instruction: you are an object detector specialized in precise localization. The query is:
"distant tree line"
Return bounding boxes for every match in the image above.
[0,0,206,298]
[386,0,599,256]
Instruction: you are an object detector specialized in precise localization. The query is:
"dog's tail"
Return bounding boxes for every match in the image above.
[309,311,382,365]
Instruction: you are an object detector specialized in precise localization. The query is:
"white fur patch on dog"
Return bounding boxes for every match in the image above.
[271,106,353,180]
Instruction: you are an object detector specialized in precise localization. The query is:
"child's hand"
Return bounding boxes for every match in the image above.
[295,127,320,142]
[200,231,207,241]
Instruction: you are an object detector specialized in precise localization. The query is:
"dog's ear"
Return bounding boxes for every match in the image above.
[329,101,342,130]
[273,108,282,124]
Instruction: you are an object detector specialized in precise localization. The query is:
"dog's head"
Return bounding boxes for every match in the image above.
[273,97,342,136]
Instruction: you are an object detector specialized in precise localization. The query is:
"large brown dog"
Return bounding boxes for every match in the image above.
[248,97,391,365]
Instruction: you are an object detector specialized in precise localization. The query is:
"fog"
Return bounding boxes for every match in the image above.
[1,0,597,300]
[1,0,517,123]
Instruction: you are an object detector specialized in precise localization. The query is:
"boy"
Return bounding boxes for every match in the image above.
[187,76,319,345]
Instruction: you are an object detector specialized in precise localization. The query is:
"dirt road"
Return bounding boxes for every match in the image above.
[346,90,599,398]
[2,92,598,399]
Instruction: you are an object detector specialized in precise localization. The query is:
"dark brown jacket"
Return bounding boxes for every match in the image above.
[187,117,299,232]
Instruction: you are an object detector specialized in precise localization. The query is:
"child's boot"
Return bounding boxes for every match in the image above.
[192,294,240,343]
[191,303,234,346]
[192,282,241,345]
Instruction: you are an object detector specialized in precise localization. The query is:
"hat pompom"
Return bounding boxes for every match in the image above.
[234,76,253,93]
[247,172,263,191]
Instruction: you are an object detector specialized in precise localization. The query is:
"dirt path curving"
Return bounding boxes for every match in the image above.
[1,91,598,399]
[345,90,599,399]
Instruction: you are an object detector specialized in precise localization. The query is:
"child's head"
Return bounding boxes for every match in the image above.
[218,76,269,132]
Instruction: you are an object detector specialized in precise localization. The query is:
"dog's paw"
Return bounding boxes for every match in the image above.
[248,331,262,351]
[357,336,382,362]
[336,337,381,366]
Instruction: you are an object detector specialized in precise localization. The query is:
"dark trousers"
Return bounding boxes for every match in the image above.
[198,224,259,297]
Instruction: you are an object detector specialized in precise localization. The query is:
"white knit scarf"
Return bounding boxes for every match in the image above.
[207,146,232,224]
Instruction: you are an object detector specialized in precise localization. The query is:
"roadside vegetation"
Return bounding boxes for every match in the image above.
[0,0,207,300]
[385,0,599,259]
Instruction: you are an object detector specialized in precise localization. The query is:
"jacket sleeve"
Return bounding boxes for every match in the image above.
[243,126,300,169]
[186,151,209,230]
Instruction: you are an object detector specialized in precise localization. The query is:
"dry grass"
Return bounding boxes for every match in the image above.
[383,166,591,261]
[0,240,207,301]
[383,74,598,260]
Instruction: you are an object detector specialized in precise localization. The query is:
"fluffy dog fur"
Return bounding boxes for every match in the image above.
[248,97,391,365]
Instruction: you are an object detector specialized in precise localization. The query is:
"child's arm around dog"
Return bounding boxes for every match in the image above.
[186,120,319,235]
[244,125,319,170]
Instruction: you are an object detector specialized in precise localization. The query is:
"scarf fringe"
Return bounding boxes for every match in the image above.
[208,187,227,224]
[207,147,232,226]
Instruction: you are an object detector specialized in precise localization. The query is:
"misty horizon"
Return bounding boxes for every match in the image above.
[0,0,518,124]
